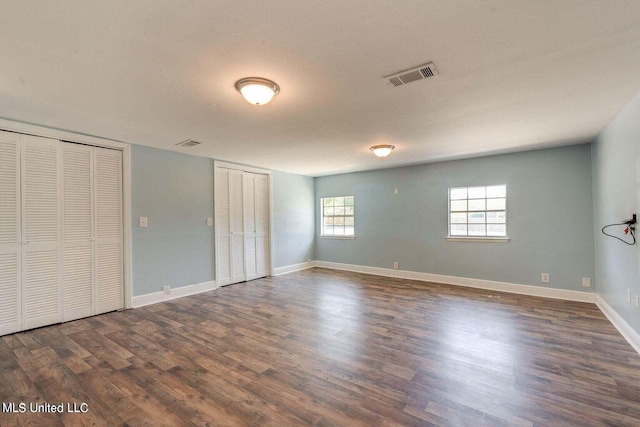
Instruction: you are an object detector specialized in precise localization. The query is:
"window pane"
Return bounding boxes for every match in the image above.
[468,224,486,236]
[486,211,506,223]
[487,224,506,236]
[345,226,354,236]
[334,206,344,215]
[344,196,354,206]
[450,200,467,211]
[334,197,345,207]
[323,226,333,235]
[450,187,467,200]
[324,217,334,226]
[468,186,485,199]
[345,217,354,226]
[468,199,486,211]
[486,185,506,198]
[450,224,467,236]
[450,213,466,224]
[487,198,506,210]
[333,226,344,235]
[344,206,354,215]
[323,198,333,207]
[468,212,485,223]
[334,217,344,226]
[324,207,334,216]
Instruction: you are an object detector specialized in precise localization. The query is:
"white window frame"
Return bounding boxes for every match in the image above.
[447,185,509,243]
[320,196,355,239]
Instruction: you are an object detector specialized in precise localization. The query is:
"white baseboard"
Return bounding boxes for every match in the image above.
[596,295,640,355]
[273,261,315,276]
[313,260,596,303]
[132,280,217,308]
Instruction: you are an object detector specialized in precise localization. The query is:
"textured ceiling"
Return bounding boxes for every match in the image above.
[1,1,640,176]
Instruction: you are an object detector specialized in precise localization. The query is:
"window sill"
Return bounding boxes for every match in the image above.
[446,236,510,243]
[320,235,356,240]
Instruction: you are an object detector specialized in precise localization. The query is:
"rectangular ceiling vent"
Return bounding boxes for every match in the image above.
[384,62,438,87]
[176,139,201,148]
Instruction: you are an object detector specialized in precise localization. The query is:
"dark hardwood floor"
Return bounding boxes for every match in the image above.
[2,267,640,426]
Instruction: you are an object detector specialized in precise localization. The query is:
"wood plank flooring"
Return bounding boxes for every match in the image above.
[2,267,640,426]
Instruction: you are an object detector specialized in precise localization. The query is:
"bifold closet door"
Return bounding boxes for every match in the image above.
[243,172,269,281]
[215,167,232,286]
[94,148,123,314]
[215,167,246,286]
[0,131,22,335]
[63,145,123,319]
[229,169,245,284]
[21,135,62,330]
[216,166,270,286]
[62,144,93,321]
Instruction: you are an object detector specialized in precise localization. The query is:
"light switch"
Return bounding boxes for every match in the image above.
[139,216,148,228]
[207,217,213,227]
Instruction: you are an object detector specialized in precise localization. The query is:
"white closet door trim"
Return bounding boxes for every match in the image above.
[0,118,132,309]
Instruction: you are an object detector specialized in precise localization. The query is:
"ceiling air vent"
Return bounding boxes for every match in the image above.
[176,139,201,148]
[384,62,438,87]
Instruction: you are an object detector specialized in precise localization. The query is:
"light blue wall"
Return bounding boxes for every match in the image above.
[272,171,315,267]
[592,89,640,334]
[315,145,595,291]
[131,145,315,296]
[131,145,214,296]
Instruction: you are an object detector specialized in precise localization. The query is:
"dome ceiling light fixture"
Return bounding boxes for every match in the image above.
[234,77,280,106]
[370,144,395,158]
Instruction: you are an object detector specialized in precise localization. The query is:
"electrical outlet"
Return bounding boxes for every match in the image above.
[393,261,399,270]
[207,217,213,227]
[139,216,148,228]
[162,285,170,295]
[394,188,399,195]
[628,289,632,304]
[636,295,639,310]
[541,273,550,283]
[582,277,591,288]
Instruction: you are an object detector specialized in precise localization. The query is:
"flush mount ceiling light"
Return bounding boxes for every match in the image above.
[234,77,280,105]
[370,144,395,158]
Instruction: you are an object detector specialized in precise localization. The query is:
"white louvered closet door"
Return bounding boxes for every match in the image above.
[0,131,22,335]
[215,164,270,287]
[243,173,257,280]
[215,167,232,286]
[21,135,62,330]
[229,169,245,284]
[253,173,269,278]
[94,147,124,314]
[62,144,93,321]
[243,172,269,281]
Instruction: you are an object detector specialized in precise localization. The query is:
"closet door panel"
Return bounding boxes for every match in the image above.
[21,136,61,330]
[62,144,93,321]
[215,168,231,286]
[243,173,258,280]
[94,148,123,314]
[229,169,245,284]
[254,174,269,277]
[0,132,21,335]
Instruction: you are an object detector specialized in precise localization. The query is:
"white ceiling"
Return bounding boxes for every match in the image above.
[1,1,640,176]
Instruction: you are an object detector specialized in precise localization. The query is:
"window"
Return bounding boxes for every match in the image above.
[448,185,507,238]
[321,196,355,237]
